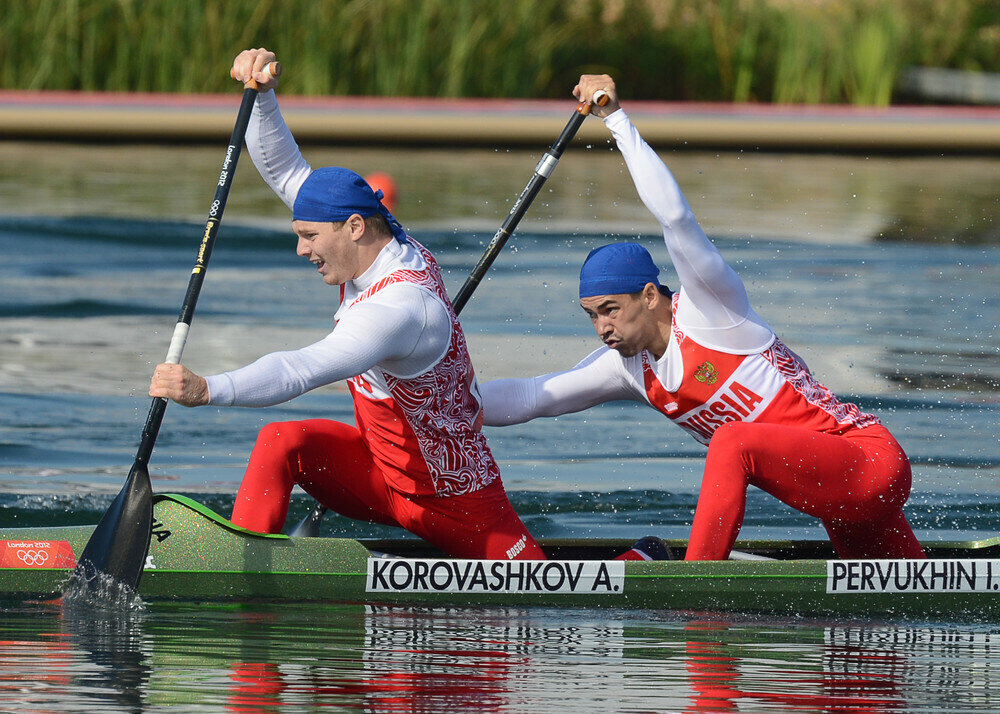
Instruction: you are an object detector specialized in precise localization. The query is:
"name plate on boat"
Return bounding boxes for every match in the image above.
[367,558,625,595]
[827,559,1000,594]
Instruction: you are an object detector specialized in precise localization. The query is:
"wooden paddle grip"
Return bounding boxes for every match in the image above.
[577,89,611,116]
[233,61,282,90]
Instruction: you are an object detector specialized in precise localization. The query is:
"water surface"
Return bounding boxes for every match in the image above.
[1,141,998,711]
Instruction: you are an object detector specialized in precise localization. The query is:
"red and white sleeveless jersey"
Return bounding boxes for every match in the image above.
[640,293,880,446]
[346,241,500,497]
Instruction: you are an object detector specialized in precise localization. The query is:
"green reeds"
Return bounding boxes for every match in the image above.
[2,0,999,105]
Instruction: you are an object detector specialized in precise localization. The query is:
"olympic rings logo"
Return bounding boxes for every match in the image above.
[16,549,50,566]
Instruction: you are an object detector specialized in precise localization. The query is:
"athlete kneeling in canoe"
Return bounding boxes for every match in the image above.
[480,75,927,562]
[148,48,546,560]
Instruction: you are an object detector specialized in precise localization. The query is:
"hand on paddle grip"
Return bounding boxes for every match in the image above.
[230,48,281,91]
[573,75,618,118]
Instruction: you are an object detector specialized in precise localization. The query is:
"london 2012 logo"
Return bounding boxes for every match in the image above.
[694,361,719,384]
[1,540,77,569]
[17,548,49,565]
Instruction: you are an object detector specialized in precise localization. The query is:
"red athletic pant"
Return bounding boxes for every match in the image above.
[686,423,926,560]
[230,419,546,560]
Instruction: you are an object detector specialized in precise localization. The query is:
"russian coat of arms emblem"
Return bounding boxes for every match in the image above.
[694,361,719,385]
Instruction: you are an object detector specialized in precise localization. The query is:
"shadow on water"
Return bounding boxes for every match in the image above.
[874,160,1000,245]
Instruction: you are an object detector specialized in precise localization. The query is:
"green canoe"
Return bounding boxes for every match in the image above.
[2,493,998,620]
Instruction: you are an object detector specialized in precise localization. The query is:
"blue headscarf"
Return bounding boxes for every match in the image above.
[579,242,669,298]
[292,167,407,242]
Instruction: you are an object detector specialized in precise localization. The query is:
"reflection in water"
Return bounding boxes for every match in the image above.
[61,605,150,713]
[2,601,997,711]
[825,626,998,711]
[0,600,150,713]
[679,621,896,713]
[227,662,284,714]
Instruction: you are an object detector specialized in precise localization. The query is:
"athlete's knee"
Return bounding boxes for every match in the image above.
[881,453,913,504]
[704,422,758,485]
[254,420,311,454]
[707,422,755,460]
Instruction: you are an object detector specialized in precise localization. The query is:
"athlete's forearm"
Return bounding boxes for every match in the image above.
[479,377,541,425]
[205,289,440,407]
[205,345,354,407]
[604,109,695,230]
[247,91,312,210]
[481,349,634,426]
[605,110,749,321]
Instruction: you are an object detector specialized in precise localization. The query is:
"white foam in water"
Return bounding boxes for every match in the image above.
[61,568,147,614]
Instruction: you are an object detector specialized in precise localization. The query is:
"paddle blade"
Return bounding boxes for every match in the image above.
[72,461,154,594]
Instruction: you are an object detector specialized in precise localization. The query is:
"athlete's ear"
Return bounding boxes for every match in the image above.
[346,213,366,241]
[642,282,660,308]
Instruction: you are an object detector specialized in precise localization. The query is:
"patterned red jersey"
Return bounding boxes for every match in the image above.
[346,240,499,496]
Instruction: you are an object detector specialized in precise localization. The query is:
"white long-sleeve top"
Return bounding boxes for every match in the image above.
[204,92,452,407]
[244,90,310,210]
[480,109,775,425]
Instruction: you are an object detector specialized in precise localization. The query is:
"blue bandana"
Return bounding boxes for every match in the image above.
[292,167,407,242]
[579,242,665,298]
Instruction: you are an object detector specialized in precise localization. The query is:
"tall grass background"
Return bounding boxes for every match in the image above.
[2,0,999,105]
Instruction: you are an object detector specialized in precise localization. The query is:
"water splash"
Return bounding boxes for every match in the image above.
[61,568,147,614]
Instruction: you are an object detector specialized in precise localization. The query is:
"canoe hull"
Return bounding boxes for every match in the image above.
[2,494,998,619]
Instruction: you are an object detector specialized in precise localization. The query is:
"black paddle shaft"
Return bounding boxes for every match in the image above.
[135,85,258,467]
[72,82,265,594]
[451,102,594,314]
